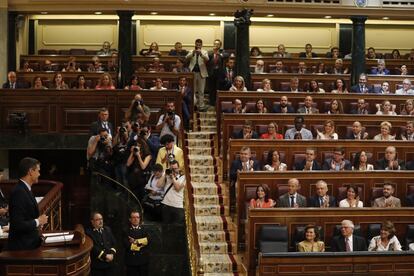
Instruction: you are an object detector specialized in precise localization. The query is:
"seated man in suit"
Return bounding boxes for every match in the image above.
[285,116,313,140]
[287,77,301,93]
[229,146,260,184]
[90,107,114,138]
[254,59,265,74]
[308,180,337,208]
[328,58,349,74]
[350,99,369,115]
[372,182,401,208]
[370,59,390,75]
[350,73,373,93]
[322,147,352,171]
[375,146,405,170]
[346,121,369,140]
[296,61,309,74]
[395,79,414,95]
[223,98,244,114]
[270,60,287,73]
[272,96,295,114]
[331,220,367,252]
[294,148,321,171]
[2,71,26,89]
[278,178,307,208]
[297,96,319,114]
[231,120,259,139]
[401,121,414,141]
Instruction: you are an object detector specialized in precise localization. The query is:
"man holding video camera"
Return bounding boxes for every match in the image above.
[156,134,184,170]
[156,101,182,143]
[87,128,113,175]
[161,160,186,224]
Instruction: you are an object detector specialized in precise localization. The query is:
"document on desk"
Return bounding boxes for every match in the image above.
[43,232,74,244]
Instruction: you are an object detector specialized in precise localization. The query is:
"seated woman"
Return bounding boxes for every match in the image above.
[50,73,69,90]
[313,62,327,74]
[257,78,274,92]
[391,49,401,59]
[400,65,409,76]
[308,80,325,93]
[400,99,414,115]
[249,184,275,208]
[373,121,395,141]
[73,75,89,90]
[250,46,263,58]
[150,78,167,90]
[20,60,34,72]
[352,151,374,171]
[263,149,287,171]
[297,224,325,252]
[140,41,162,57]
[124,75,142,90]
[368,221,402,251]
[172,58,189,73]
[229,76,247,92]
[331,78,348,93]
[95,73,116,90]
[376,100,397,115]
[339,185,363,208]
[326,99,343,114]
[32,76,48,90]
[260,122,283,140]
[379,81,392,94]
[252,99,268,114]
[88,56,105,72]
[316,120,338,140]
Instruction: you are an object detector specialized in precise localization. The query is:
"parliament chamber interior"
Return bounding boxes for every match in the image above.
[1,0,414,275]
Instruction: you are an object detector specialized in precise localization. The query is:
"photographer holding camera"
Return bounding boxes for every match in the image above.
[156,101,182,143]
[138,124,160,161]
[112,121,131,185]
[161,160,186,224]
[156,134,184,170]
[87,128,114,175]
[126,137,152,201]
[125,94,150,124]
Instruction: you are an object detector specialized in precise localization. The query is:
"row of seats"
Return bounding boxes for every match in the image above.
[38,49,108,55]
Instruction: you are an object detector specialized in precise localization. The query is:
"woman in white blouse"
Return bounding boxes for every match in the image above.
[368,221,402,251]
[339,185,363,208]
[263,149,287,171]
[373,121,396,141]
[352,151,374,171]
[316,120,338,140]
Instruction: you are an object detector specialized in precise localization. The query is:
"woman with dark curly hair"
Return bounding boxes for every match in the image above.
[249,184,275,208]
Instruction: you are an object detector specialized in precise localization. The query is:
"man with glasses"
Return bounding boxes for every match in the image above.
[322,147,352,171]
[396,79,414,95]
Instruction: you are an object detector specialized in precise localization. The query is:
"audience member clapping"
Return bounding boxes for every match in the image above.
[32,76,48,90]
[150,77,167,90]
[376,100,397,115]
[323,147,352,171]
[224,98,245,114]
[326,99,343,114]
[249,184,276,208]
[372,183,401,208]
[297,224,325,252]
[2,71,26,89]
[95,73,115,90]
[401,121,414,140]
[141,41,161,57]
[294,148,321,171]
[316,120,338,140]
[97,41,117,56]
[278,178,307,207]
[370,59,390,75]
[329,59,349,74]
[252,99,268,114]
[308,80,325,93]
[88,56,105,72]
[327,46,341,58]
[296,61,308,74]
[270,60,287,73]
[347,121,368,140]
[308,180,336,207]
[20,60,34,72]
[285,116,313,140]
[73,75,89,90]
[229,76,247,92]
[229,146,261,183]
[273,44,291,58]
[331,78,348,93]
[232,120,258,139]
[50,73,69,90]
[147,57,165,73]
[297,96,319,114]
[287,77,300,92]
[373,121,395,141]
[350,99,369,115]
[263,149,287,171]
[62,56,81,72]
[352,151,374,171]
[339,185,363,208]
[395,79,414,95]
[124,75,142,91]
[351,73,372,93]
[368,221,402,251]
[223,58,235,90]
[168,42,188,57]
[260,122,283,140]
[375,146,405,170]
[257,78,274,92]
[400,100,414,116]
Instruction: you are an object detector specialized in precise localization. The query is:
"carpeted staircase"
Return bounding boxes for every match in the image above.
[186,110,244,276]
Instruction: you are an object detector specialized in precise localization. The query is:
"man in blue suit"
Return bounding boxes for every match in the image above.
[350,73,373,93]
[370,59,390,75]
[8,157,48,250]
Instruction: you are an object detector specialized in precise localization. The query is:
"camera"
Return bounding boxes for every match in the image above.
[134,99,144,106]
[119,126,127,134]
[167,111,175,117]
[165,168,172,175]
[133,122,140,128]
[167,153,175,163]
[133,146,140,153]
[140,130,148,137]
[99,136,107,143]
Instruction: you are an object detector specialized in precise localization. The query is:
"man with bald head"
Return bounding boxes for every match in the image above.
[331,220,367,252]
[272,96,295,113]
[308,180,337,207]
[346,121,368,140]
[2,71,26,89]
[375,146,405,170]
[278,178,307,208]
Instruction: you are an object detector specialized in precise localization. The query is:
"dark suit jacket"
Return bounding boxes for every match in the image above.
[231,130,259,139]
[2,81,27,89]
[278,193,307,207]
[86,226,117,269]
[0,188,9,226]
[299,52,318,58]
[350,84,374,93]
[375,158,405,170]
[124,225,150,266]
[330,235,367,252]
[294,160,321,171]
[207,50,228,77]
[406,194,414,207]
[230,159,261,182]
[7,180,41,250]
[370,68,390,75]
[345,131,367,140]
[322,158,352,171]
[89,120,114,137]
[406,160,414,170]
[308,195,337,208]
[297,106,319,114]
[272,104,295,114]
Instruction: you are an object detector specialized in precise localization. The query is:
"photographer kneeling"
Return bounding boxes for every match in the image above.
[161,160,186,224]
[87,128,114,176]
[156,134,184,170]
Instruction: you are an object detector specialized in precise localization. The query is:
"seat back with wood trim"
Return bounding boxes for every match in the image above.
[258,225,289,253]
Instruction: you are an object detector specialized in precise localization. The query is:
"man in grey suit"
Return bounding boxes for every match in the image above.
[278,178,307,207]
[186,38,209,110]
[372,182,401,208]
[297,96,319,114]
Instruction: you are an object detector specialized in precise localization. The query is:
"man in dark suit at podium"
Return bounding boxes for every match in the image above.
[8,157,48,250]
[86,212,117,276]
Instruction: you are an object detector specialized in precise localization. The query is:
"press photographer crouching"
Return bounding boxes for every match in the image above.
[156,134,184,170]
[87,128,114,176]
[143,164,165,220]
[161,160,186,224]
[126,137,152,201]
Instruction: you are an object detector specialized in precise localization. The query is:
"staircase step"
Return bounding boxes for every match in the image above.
[186,139,213,148]
[192,183,219,195]
[195,216,234,231]
[194,204,229,216]
[187,132,215,139]
[198,111,217,119]
[189,165,215,174]
[198,118,217,126]
[188,147,213,156]
[199,241,231,254]
[197,230,236,243]
[193,195,228,206]
[191,174,216,183]
[200,254,237,273]
[199,126,217,132]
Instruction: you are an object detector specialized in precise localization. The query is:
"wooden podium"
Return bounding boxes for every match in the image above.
[0,227,92,276]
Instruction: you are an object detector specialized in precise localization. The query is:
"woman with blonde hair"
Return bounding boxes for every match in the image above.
[95,73,116,90]
[229,75,247,92]
[316,120,338,140]
[373,121,395,141]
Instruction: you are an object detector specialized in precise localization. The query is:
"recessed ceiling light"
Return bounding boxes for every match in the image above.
[324,15,332,19]
[40,11,48,15]
[150,12,158,15]
[94,11,102,15]
[382,16,389,20]
[209,13,216,16]
[266,14,274,17]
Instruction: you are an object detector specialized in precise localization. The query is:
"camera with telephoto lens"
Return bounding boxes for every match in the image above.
[119,126,127,133]
[134,99,144,106]
[99,136,107,143]
[167,153,175,163]
[133,146,140,153]
[165,168,172,175]
[167,111,175,117]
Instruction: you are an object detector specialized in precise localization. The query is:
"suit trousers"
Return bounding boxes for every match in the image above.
[91,267,114,276]
[194,72,206,108]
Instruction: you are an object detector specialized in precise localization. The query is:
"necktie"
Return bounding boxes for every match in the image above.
[214,53,218,65]
[320,197,324,207]
[290,196,295,207]
[306,108,310,114]
[345,237,351,252]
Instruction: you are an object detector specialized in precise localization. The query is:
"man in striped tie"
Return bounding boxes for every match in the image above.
[331,220,367,252]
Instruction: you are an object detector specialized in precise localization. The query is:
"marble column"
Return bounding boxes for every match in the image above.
[117,11,134,89]
[350,16,367,86]
[234,9,253,90]
[0,0,7,83]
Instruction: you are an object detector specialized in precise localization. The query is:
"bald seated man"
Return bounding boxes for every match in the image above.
[278,178,307,208]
